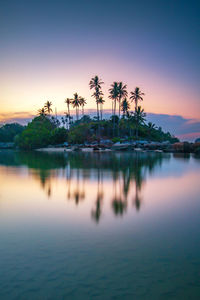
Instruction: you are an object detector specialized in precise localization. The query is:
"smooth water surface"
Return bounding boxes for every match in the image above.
[0,150,200,299]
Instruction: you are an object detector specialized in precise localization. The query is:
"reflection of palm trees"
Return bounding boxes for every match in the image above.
[72,169,85,205]
[91,166,104,223]
[134,185,142,211]
[3,151,169,220]
[112,198,127,216]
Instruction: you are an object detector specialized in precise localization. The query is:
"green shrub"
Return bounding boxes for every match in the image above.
[51,127,67,144]
[15,116,55,149]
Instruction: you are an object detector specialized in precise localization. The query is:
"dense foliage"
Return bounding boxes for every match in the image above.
[67,115,179,144]
[0,123,25,142]
[15,116,67,150]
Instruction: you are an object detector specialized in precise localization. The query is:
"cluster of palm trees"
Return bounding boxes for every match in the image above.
[37,75,148,138]
[38,100,53,116]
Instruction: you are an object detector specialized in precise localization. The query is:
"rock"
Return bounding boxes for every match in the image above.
[136,140,149,144]
[134,148,143,152]
[195,138,200,143]
[71,146,81,151]
[81,147,93,152]
[112,143,131,151]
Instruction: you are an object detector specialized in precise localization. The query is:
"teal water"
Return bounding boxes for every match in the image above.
[0,150,200,299]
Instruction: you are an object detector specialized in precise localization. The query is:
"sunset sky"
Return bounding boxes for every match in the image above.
[0,0,199,139]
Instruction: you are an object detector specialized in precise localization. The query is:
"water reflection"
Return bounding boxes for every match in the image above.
[0,150,172,223]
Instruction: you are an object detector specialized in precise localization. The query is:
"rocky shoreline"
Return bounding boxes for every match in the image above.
[36,140,200,155]
[1,140,200,155]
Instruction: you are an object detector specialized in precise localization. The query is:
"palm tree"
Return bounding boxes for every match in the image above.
[130,87,145,111]
[118,82,128,117]
[79,97,87,116]
[98,97,105,120]
[38,107,46,116]
[65,98,71,116]
[109,82,119,135]
[109,82,118,116]
[71,93,80,121]
[147,122,156,141]
[121,98,130,117]
[44,101,53,115]
[64,98,71,129]
[89,75,104,121]
[134,106,146,139]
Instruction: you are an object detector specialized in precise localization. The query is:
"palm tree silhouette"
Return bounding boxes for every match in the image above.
[38,107,46,116]
[121,98,130,117]
[109,82,119,135]
[134,106,146,139]
[65,98,71,127]
[71,93,81,121]
[147,122,156,141]
[44,101,53,115]
[79,97,87,116]
[98,96,105,120]
[89,75,104,121]
[118,82,128,117]
[130,87,145,111]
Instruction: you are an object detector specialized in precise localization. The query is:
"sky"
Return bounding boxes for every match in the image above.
[0,0,200,140]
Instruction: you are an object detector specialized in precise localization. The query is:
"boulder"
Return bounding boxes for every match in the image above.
[112,143,131,151]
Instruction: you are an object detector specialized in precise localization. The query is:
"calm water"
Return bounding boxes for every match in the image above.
[0,150,200,299]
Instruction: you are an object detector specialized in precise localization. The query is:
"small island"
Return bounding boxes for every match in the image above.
[0,76,200,154]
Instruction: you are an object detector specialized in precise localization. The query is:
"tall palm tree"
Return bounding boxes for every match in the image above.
[109,82,119,135]
[44,101,53,115]
[98,96,105,120]
[71,93,80,121]
[130,87,145,111]
[79,97,87,116]
[109,82,118,116]
[65,98,71,117]
[147,122,156,141]
[89,75,104,121]
[65,97,71,129]
[121,98,130,117]
[38,107,46,117]
[118,82,128,117]
[134,106,146,139]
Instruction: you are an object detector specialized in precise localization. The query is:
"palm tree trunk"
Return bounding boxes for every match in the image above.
[136,120,138,139]
[119,98,121,117]
[76,107,78,121]
[96,100,99,121]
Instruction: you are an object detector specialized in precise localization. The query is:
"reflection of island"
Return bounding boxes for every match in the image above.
[0,150,170,223]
